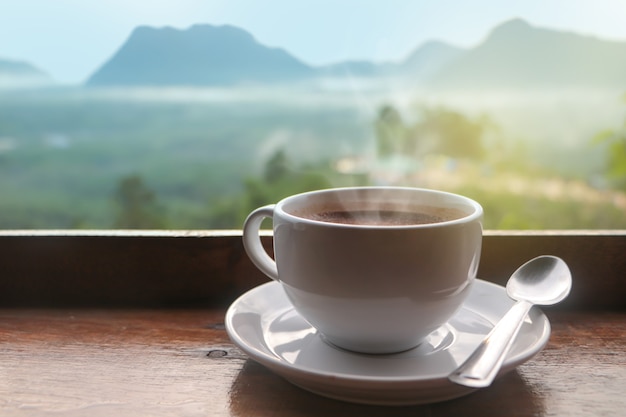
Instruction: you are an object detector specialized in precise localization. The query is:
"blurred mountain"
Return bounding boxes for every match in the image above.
[318,60,393,78]
[0,59,53,88]
[399,40,466,78]
[87,23,466,85]
[86,24,314,86]
[318,41,464,79]
[429,18,626,89]
[85,19,626,89]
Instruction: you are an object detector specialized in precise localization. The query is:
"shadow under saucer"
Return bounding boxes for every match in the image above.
[229,359,547,417]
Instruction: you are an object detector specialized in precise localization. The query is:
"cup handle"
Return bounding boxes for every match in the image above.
[242,205,279,281]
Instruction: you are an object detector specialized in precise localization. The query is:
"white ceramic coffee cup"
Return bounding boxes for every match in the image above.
[242,186,483,354]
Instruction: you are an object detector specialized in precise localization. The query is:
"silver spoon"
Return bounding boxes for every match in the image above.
[448,255,572,388]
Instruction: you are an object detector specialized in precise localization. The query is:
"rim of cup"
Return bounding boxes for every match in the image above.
[275,186,483,229]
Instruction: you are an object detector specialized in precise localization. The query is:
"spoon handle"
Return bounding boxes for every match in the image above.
[448,299,533,388]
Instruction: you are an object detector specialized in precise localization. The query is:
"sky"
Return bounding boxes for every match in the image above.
[1,0,626,84]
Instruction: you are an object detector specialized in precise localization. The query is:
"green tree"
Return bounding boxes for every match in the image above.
[412,107,486,160]
[206,149,331,228]
[113,174,166,228]
[264,149,290,183]
[374,104,487,161]
[594,99,626,191]
[375,105,408,157]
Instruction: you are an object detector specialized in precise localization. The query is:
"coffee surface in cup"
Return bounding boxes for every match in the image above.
[299,205,465,226]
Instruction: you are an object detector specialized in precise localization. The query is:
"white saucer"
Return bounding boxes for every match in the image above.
[225,279,551,406]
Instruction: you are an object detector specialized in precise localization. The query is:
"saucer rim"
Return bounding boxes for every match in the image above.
[225,279,551,384]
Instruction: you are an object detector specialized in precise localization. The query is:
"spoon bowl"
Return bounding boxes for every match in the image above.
[507,255,572,305]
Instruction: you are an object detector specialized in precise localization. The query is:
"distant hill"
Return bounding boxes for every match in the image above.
[0,58,53,88]
[86,24,315,86]
[429,18,626,89]
[318,60,393,78]
[318,41,465,79]
[399,40,466,79]
[87,23,467,86]
[85,19,626,89]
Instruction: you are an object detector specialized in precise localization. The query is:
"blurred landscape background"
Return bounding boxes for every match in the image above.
[1,15,626,230]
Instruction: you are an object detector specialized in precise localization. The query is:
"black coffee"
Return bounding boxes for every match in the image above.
[307,208,453,225]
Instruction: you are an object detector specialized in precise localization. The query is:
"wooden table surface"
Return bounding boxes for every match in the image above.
[1,308,624,417]
[1,231,625,416]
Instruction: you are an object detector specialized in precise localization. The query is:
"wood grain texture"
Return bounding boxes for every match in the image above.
[0,231,624,309]
[479,231,626,310]
[1,309,624,417]
[0,232,270,307]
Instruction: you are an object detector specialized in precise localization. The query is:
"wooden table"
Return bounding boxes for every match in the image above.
[1,231,625,416]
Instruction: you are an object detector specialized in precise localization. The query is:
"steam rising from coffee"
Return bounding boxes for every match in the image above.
[289,188,468,226]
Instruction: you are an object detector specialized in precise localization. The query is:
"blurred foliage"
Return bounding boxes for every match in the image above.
[593,95,626,191]
[375,105,487,160]
[375,105,408,157]
[113,174,166,228]
[1,90,625,230]
[453,185,626,229]
[206,149,332,228]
